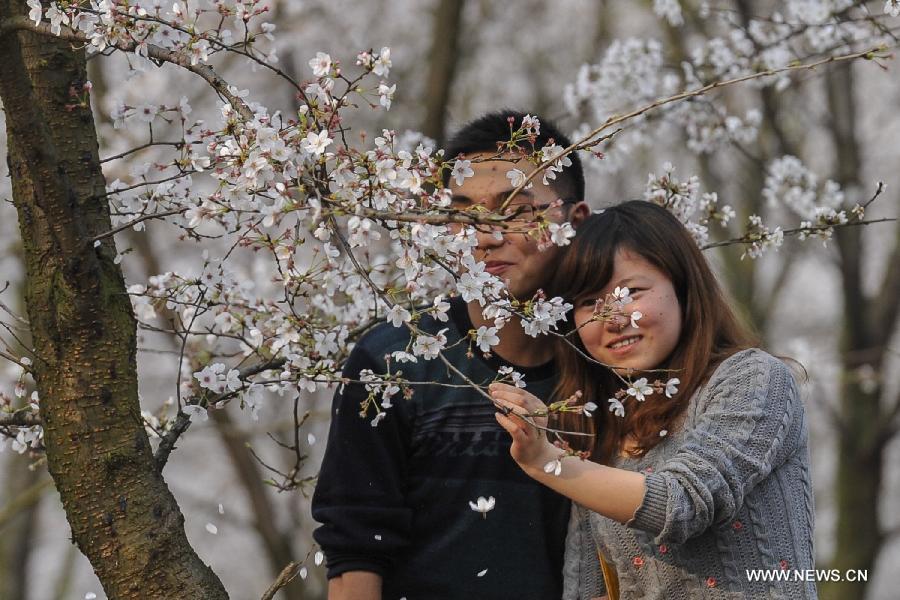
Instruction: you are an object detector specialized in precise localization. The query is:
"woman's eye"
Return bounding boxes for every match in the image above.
[578,298,598,308]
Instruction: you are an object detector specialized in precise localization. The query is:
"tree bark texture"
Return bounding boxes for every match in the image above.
[820,61,900,600]
[0,1,228,597]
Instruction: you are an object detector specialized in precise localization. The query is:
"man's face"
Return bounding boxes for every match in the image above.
[449,152,579,301]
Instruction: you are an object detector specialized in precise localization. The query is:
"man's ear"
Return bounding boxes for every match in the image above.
[568,201,591,228]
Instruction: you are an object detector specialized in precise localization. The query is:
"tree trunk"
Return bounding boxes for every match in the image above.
[0,1,228,597]
[819,61,885,600]
[421,0,465,146]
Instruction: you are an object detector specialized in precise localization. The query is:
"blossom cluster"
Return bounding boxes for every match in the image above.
[643,162,736,247]
[93,36,574,432]
[0,358,43,454]
[565,1,895,167]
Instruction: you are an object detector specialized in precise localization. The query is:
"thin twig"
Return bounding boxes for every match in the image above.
[701,217,897,250]
[0,298,29,326]
[0,348,29,371]
[91,208,187,243]
[100,140,186,164]
[260,561,302,600]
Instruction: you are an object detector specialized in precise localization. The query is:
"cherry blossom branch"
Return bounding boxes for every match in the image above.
[90,208,187,243]
[154,357,287,470]
[322,212,596,437]
[861,180,886,209]
[0,16,254,121]
[432,351,594,438]
[700,217,898,250]
[0,298,29,326]
[356,206,512,227]
[502,45,891,206]
[100,140,188,164]
[72,6,310,103]
[97,169,198,198]
[0,348,28,371]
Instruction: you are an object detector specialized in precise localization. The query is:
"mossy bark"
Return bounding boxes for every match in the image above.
[0,1,228,597]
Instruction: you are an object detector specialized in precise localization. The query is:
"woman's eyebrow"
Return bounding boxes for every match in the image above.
[613,276,640,289]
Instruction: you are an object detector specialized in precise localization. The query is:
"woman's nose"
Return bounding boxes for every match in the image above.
[605,314,627,332]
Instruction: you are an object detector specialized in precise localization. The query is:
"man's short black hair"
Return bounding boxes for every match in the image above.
[442,109,585,203]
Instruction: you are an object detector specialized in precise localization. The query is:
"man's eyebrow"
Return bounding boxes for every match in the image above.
[499,189,535,201]
[450,190,535,203]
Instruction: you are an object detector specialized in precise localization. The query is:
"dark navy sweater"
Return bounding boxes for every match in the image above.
[312,296,570,599]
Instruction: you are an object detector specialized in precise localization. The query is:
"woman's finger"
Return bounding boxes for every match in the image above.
[493,398,532,424]
[489,382,520,394]
[490,388,527,407]
[495,412,527,439]
[490,383,546,411]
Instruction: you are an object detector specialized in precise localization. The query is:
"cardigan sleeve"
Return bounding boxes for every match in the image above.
[628,349,802,545]
[563,504,607,600]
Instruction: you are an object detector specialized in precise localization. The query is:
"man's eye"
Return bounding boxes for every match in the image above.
[501,203,534,216]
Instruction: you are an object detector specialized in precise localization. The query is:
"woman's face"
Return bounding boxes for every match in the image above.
[573,248,682,375]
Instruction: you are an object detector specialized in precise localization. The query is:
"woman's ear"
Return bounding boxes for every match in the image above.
[568,201,592,228]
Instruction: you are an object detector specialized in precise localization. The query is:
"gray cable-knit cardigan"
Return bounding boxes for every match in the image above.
[562,349,816,599]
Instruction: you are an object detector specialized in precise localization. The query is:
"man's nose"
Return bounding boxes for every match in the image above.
[474,223,505,249]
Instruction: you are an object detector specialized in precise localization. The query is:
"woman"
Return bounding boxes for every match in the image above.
[490,201,816,599]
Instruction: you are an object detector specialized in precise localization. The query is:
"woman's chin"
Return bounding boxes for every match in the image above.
[608,361,656,378]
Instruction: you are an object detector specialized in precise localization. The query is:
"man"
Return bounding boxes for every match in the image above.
[312,111,591,599]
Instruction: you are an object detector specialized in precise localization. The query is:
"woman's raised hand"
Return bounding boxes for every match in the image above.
[489,383,555,469]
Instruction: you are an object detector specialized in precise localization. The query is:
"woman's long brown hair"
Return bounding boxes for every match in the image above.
[549,201,758,464]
